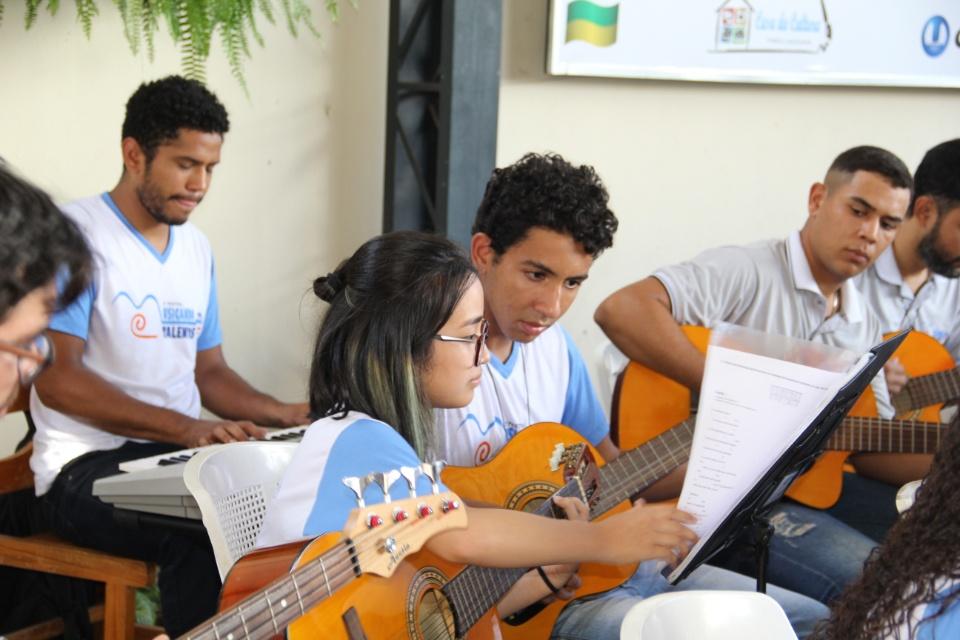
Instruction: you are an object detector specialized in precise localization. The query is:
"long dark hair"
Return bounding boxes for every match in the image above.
[816,413,960,639]
[309,231,476,457]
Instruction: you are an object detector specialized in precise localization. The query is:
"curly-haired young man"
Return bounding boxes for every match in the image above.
[434,153,828,639]
[29,76,309,636]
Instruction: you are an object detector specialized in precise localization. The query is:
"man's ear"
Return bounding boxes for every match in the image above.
[807,182,826,217]
[120,137,147,176]
[912,195,939,231]
[471,232,496,273]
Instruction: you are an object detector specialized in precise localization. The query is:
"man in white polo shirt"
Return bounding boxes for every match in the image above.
[29,76,309,637]
[596,146,913,606]
[829,140,960,542]
[435,153,829,639]
[857,139,960,391]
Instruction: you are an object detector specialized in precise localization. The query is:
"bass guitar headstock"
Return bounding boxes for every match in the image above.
[340,462,466,577]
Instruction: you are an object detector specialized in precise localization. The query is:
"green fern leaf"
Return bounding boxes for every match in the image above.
[113,0,144,54]
[47,0,61,17]
[141,1,161,61]
[0,1,6,28]
[234,0,263,48]
[324,0,338,22]
[278,0,295,36]
[219,21,248,96]
[256,0,273,25]
[176,0,201,81]
[292,0,319,38]
[25,0,41,28]
[184,0,213,58]
[75,0,99,38]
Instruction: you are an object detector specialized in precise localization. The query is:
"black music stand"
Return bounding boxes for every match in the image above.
[666,330,909,591]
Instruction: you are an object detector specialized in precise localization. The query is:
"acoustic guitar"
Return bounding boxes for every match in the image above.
[178,490,467,640]
[887,330,957,417]
[612,326,944,509]
[191,422,690,640]
[442,420,695,640]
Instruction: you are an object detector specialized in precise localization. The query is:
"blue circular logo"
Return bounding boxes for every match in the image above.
[922,16,950,57]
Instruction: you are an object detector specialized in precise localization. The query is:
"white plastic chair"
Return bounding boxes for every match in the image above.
[896,479,922,513]
[620,591,799,640]
[183,441,298,580]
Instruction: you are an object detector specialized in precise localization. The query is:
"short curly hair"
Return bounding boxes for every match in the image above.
[0,163,91,320]
[121,75,230,162]
[472,153,618,258]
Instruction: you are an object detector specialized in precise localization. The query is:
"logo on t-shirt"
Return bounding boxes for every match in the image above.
[113,292,203,340]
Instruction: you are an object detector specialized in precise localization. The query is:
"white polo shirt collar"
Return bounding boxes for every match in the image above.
[786,230,864,325]
[874,245,913,298]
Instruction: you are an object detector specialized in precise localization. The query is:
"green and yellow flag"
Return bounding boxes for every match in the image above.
[565,1,619,47]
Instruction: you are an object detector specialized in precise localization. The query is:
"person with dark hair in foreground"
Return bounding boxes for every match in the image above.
[596,145,913,607]
[29,76,309,635]
[256,230,699,622]
[815,412,960,640]
[433,153,828,638]
[0,163,93,636]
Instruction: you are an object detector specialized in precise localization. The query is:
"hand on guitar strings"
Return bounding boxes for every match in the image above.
[607,499,698,568]
[884,358,909,395]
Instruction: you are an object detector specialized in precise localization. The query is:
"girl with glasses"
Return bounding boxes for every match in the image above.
[257,231,697,619]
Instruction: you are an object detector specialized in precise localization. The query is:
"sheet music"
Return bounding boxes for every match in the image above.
[667,343,870,582]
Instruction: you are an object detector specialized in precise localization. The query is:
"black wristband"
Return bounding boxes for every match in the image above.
[536,566,562,595]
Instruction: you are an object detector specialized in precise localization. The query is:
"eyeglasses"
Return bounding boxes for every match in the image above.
[0,333,54,386]
[434,319,488,367]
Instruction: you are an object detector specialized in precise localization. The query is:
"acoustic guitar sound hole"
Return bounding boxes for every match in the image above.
[407,567,456,640]
[504,481,559,513]
[417,587,456,640]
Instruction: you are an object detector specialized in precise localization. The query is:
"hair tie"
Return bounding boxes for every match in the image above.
[313,270,345,303]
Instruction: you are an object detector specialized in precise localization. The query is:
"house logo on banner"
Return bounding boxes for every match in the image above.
[714,0,832,53]
[922,16,950,57]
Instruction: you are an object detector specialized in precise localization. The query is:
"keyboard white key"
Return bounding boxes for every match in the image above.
[117,425,308,473]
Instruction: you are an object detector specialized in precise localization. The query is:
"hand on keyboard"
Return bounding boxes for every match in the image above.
[187,419,268,447]
[268,401,311,428]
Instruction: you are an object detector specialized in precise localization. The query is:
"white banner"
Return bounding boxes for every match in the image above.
[548,0,960,88]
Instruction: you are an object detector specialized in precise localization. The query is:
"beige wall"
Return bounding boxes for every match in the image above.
[0,3,388,451]
[2,0,959,452]
[499,1,960,402]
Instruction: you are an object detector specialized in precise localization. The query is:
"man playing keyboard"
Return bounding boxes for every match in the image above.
[29,76,309,637]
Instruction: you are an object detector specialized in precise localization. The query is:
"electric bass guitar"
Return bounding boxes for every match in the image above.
[178,471,467,639]
[612,326,944,509]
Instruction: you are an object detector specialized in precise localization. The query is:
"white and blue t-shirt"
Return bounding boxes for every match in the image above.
[434,324,608,467]
[256,411,445,548]
[30,193,222,495]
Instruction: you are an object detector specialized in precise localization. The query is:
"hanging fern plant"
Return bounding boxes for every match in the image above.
[2,0,351,92]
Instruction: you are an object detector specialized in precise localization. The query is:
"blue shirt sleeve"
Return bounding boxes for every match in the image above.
[558,326,609,446]
[48,278,96,341]
[302,419,448,538]
[917,585,960,640]
[197,260,222,350]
